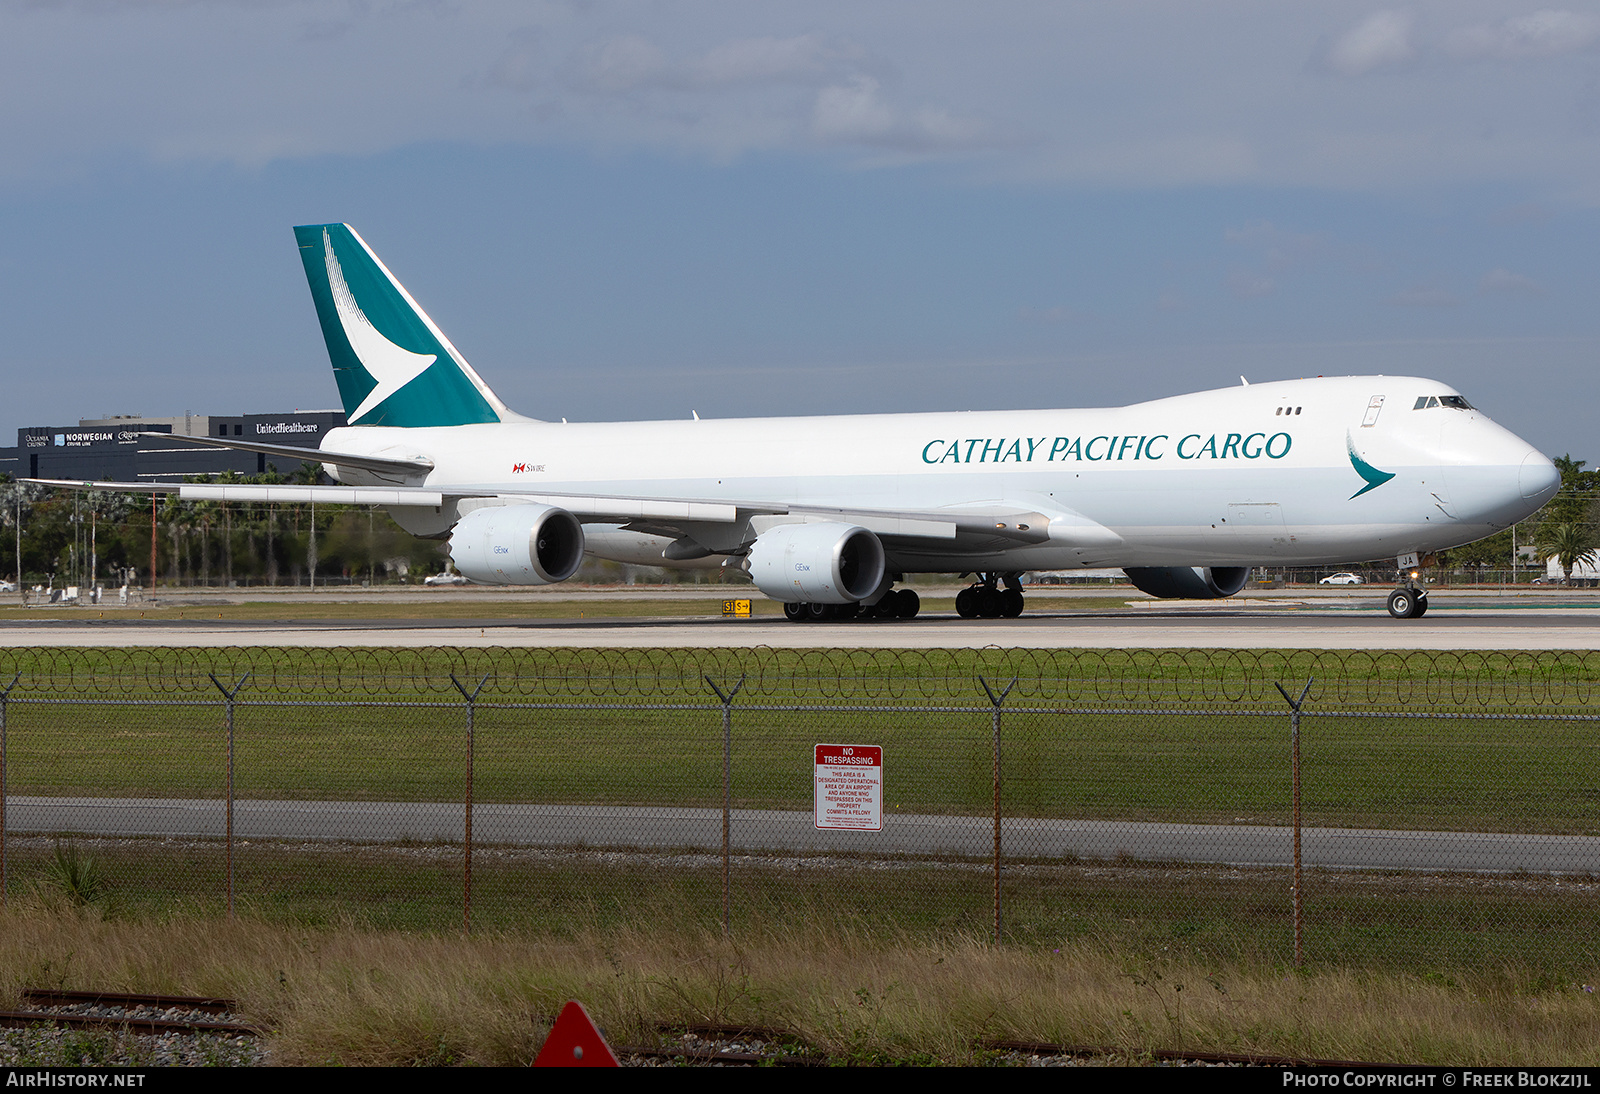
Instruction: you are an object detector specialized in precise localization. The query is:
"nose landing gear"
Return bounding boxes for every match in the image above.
[1386,587,1427,619]
[1386,552,1429,618]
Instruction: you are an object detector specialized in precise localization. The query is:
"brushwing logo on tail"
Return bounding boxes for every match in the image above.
[1346,432,1396,499]
[295,223,501,428]
[323,228,437,424]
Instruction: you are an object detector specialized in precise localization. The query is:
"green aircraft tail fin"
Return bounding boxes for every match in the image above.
[293,223,510,427]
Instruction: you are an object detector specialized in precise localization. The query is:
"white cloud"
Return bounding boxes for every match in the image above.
[1445,10,1600,61]
[519,29,995,156]
[562,32,864,95]
[570,34,670,93]
[1322,11,1416,76]
[690,34,857,87]
[811,77,898,141]
[488,28,544,92]
[810,75,989,152]
[1479,268,1544,295]
[8,3,1600,190]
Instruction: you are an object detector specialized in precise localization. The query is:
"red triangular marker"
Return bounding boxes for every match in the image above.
[533,1000,620,1067]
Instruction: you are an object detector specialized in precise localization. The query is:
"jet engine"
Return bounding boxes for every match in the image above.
[448,503,585,585]
[1122,566,1251,600]
[746,522,886,604]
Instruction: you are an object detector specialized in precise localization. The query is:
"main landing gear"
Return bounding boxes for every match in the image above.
[955,573,1026,619]
[782,587,921,622]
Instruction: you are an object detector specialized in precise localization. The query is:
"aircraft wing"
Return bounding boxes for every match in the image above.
[24,479,1118,550]
[23,478,743,523]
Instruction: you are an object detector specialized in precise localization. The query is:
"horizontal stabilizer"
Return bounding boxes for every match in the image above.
[144,432,433,476]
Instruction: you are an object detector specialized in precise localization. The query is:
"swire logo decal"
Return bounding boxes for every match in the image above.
[324,228,437,423]
[1346,433,1395,499]
[510,463,545,474]
[920,432,1293,465]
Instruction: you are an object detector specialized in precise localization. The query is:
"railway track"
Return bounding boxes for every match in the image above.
[0,989,263,1038]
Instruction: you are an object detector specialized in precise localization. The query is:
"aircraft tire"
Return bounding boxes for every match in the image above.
[897,589,921,619]
[956,587,979,618]
[977,588,1003,618]
[873,593,900,619]
[806,602,833,622]
[1001,588,1025,618]
[1412,594,1428,618]
[1387,589,1417,619]
[784,602,807,623]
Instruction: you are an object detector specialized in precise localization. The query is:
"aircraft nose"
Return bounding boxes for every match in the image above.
[1519,450,1559,503]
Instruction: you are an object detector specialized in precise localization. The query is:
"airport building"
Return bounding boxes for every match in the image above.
[0,410,347,483]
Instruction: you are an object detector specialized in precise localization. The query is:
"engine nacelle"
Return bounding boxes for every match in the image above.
[1123,566,1250,600]
[448,504,585,585]
[746,522,886,604]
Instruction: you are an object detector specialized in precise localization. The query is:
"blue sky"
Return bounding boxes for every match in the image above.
[2,1,1598,456]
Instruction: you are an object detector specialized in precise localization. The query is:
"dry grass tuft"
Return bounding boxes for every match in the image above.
[0,909,1594,1066]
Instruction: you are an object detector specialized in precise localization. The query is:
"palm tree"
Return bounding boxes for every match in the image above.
[1535,521,1600,584]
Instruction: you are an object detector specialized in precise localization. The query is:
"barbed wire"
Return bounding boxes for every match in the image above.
[0,646,1595,707]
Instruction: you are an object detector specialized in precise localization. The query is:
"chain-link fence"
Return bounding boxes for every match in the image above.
[2,647,1599,972]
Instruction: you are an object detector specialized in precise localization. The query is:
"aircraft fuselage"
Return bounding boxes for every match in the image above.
[323,374,1557,573]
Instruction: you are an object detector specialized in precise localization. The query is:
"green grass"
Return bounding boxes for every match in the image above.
[6,698,1600,833]
[5,839,1599,977]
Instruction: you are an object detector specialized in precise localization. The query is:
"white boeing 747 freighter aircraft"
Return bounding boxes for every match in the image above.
[33,224,1561,621]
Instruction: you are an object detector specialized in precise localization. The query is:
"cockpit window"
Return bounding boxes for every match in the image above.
[1413,395,1475,411]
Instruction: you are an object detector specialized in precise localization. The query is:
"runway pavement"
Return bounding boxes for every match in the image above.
[12,796,1599,874]
[3,606,1598,649]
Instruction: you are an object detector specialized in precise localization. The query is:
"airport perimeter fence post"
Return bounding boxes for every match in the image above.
[208,672,250,920]
[1274,677,1314,968]
[705,674,746,939]
[451,674,490,934]
[0,673,17,906]
[979,675,1018,944]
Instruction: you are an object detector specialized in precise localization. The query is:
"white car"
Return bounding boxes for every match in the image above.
[0,581,13,593]
[423,571,469,587]
[1319,572,1364,585]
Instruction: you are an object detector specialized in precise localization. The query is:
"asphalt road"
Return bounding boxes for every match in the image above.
[12,797,1598,873]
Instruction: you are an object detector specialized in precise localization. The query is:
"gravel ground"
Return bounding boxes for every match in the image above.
[616,1031,1243,1067]
[0,1001,264,1067]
